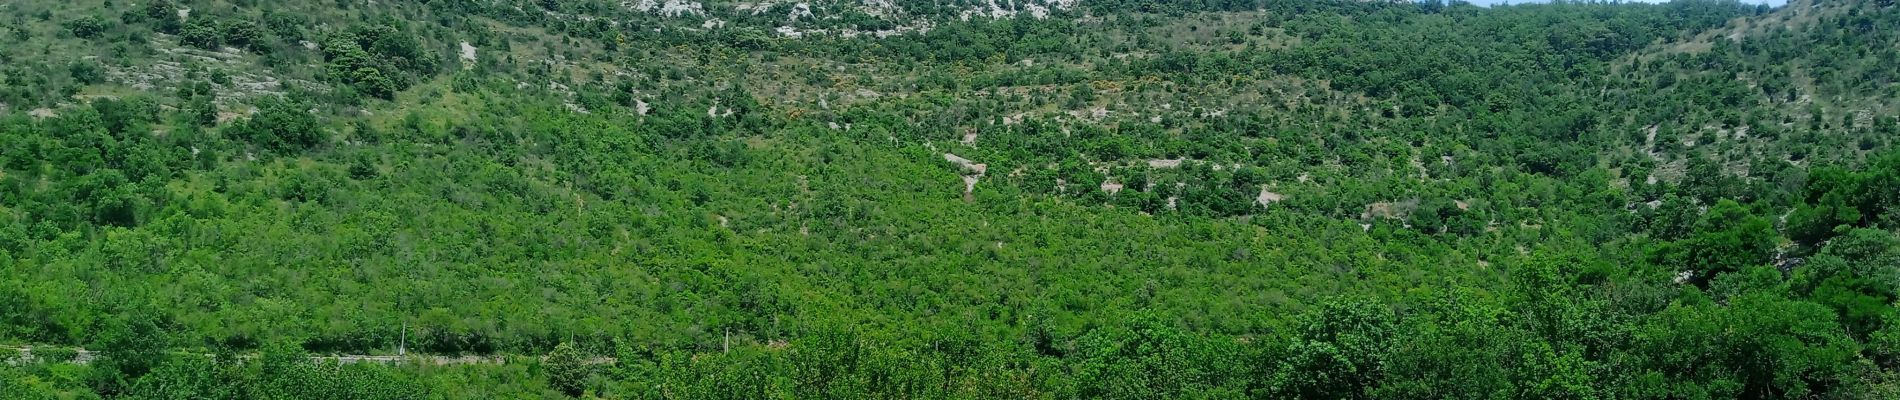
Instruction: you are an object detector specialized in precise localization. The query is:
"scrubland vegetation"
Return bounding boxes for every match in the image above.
[3,0,1900,398]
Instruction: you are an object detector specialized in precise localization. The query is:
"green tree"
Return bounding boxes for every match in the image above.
[128,356,246,400]
[1072,314,1245,399]
[65,15,108,39]
[187,96,217,126]
[350,67,398,100]
[1794,229,1899,336]
[1635,293,1859,399]
[545,342,589,397]
[91,312,170,397]
[234,98,322,151]
[1650,200,1777,282]
[69,62,104,85]
[180,20,221,49]
[1270,298,1396,399]
[220,20,263,50]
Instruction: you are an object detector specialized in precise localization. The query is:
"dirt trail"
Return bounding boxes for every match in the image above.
[943,153,987,198]
[1643,125,1662,160]
[1147,158,1184,168]
[2,345,614,366]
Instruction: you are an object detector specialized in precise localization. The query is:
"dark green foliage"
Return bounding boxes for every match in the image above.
[348,67,398,100]
[255,342,428,400]
[1650,200,1779,282]
[127,356,245,400]
[544,342,588,397]
[1378,292,1523,399]
[220,20,263,50]
[1795,229,1900,336]
[232,98,322,151]
[1788,153,1900,246]
[141,0,180,32]
[1071,314,1247,399]
[262,11,305,41]
[1633,292,1860,399]
[68,62,103,85]
[2,0,1900,398]
[319,25,431,99]
[104,340,430,399]
[91,312,169,396]
[1269,298,1396,399]
[142,0,176,22]
[179,20,222,49]
[65,15,108,39]
[184,95,217,126]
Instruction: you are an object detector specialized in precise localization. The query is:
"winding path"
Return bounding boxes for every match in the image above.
[1,345,614,366]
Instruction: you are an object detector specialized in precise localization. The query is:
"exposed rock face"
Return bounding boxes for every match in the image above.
[944,153,988,198]
[662,0,705,16]
[1256,188,1284,208]
[627,0,704,16]
[943,153,987,175]
[788,2,815,21]
[459,42,477,69]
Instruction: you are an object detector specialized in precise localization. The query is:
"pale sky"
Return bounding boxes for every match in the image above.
[1466,0,1787,6]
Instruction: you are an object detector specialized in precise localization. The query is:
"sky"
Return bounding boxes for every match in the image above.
[1465,0,1787,6]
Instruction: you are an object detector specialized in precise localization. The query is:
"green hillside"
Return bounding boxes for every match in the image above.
[3,0,1899,398]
